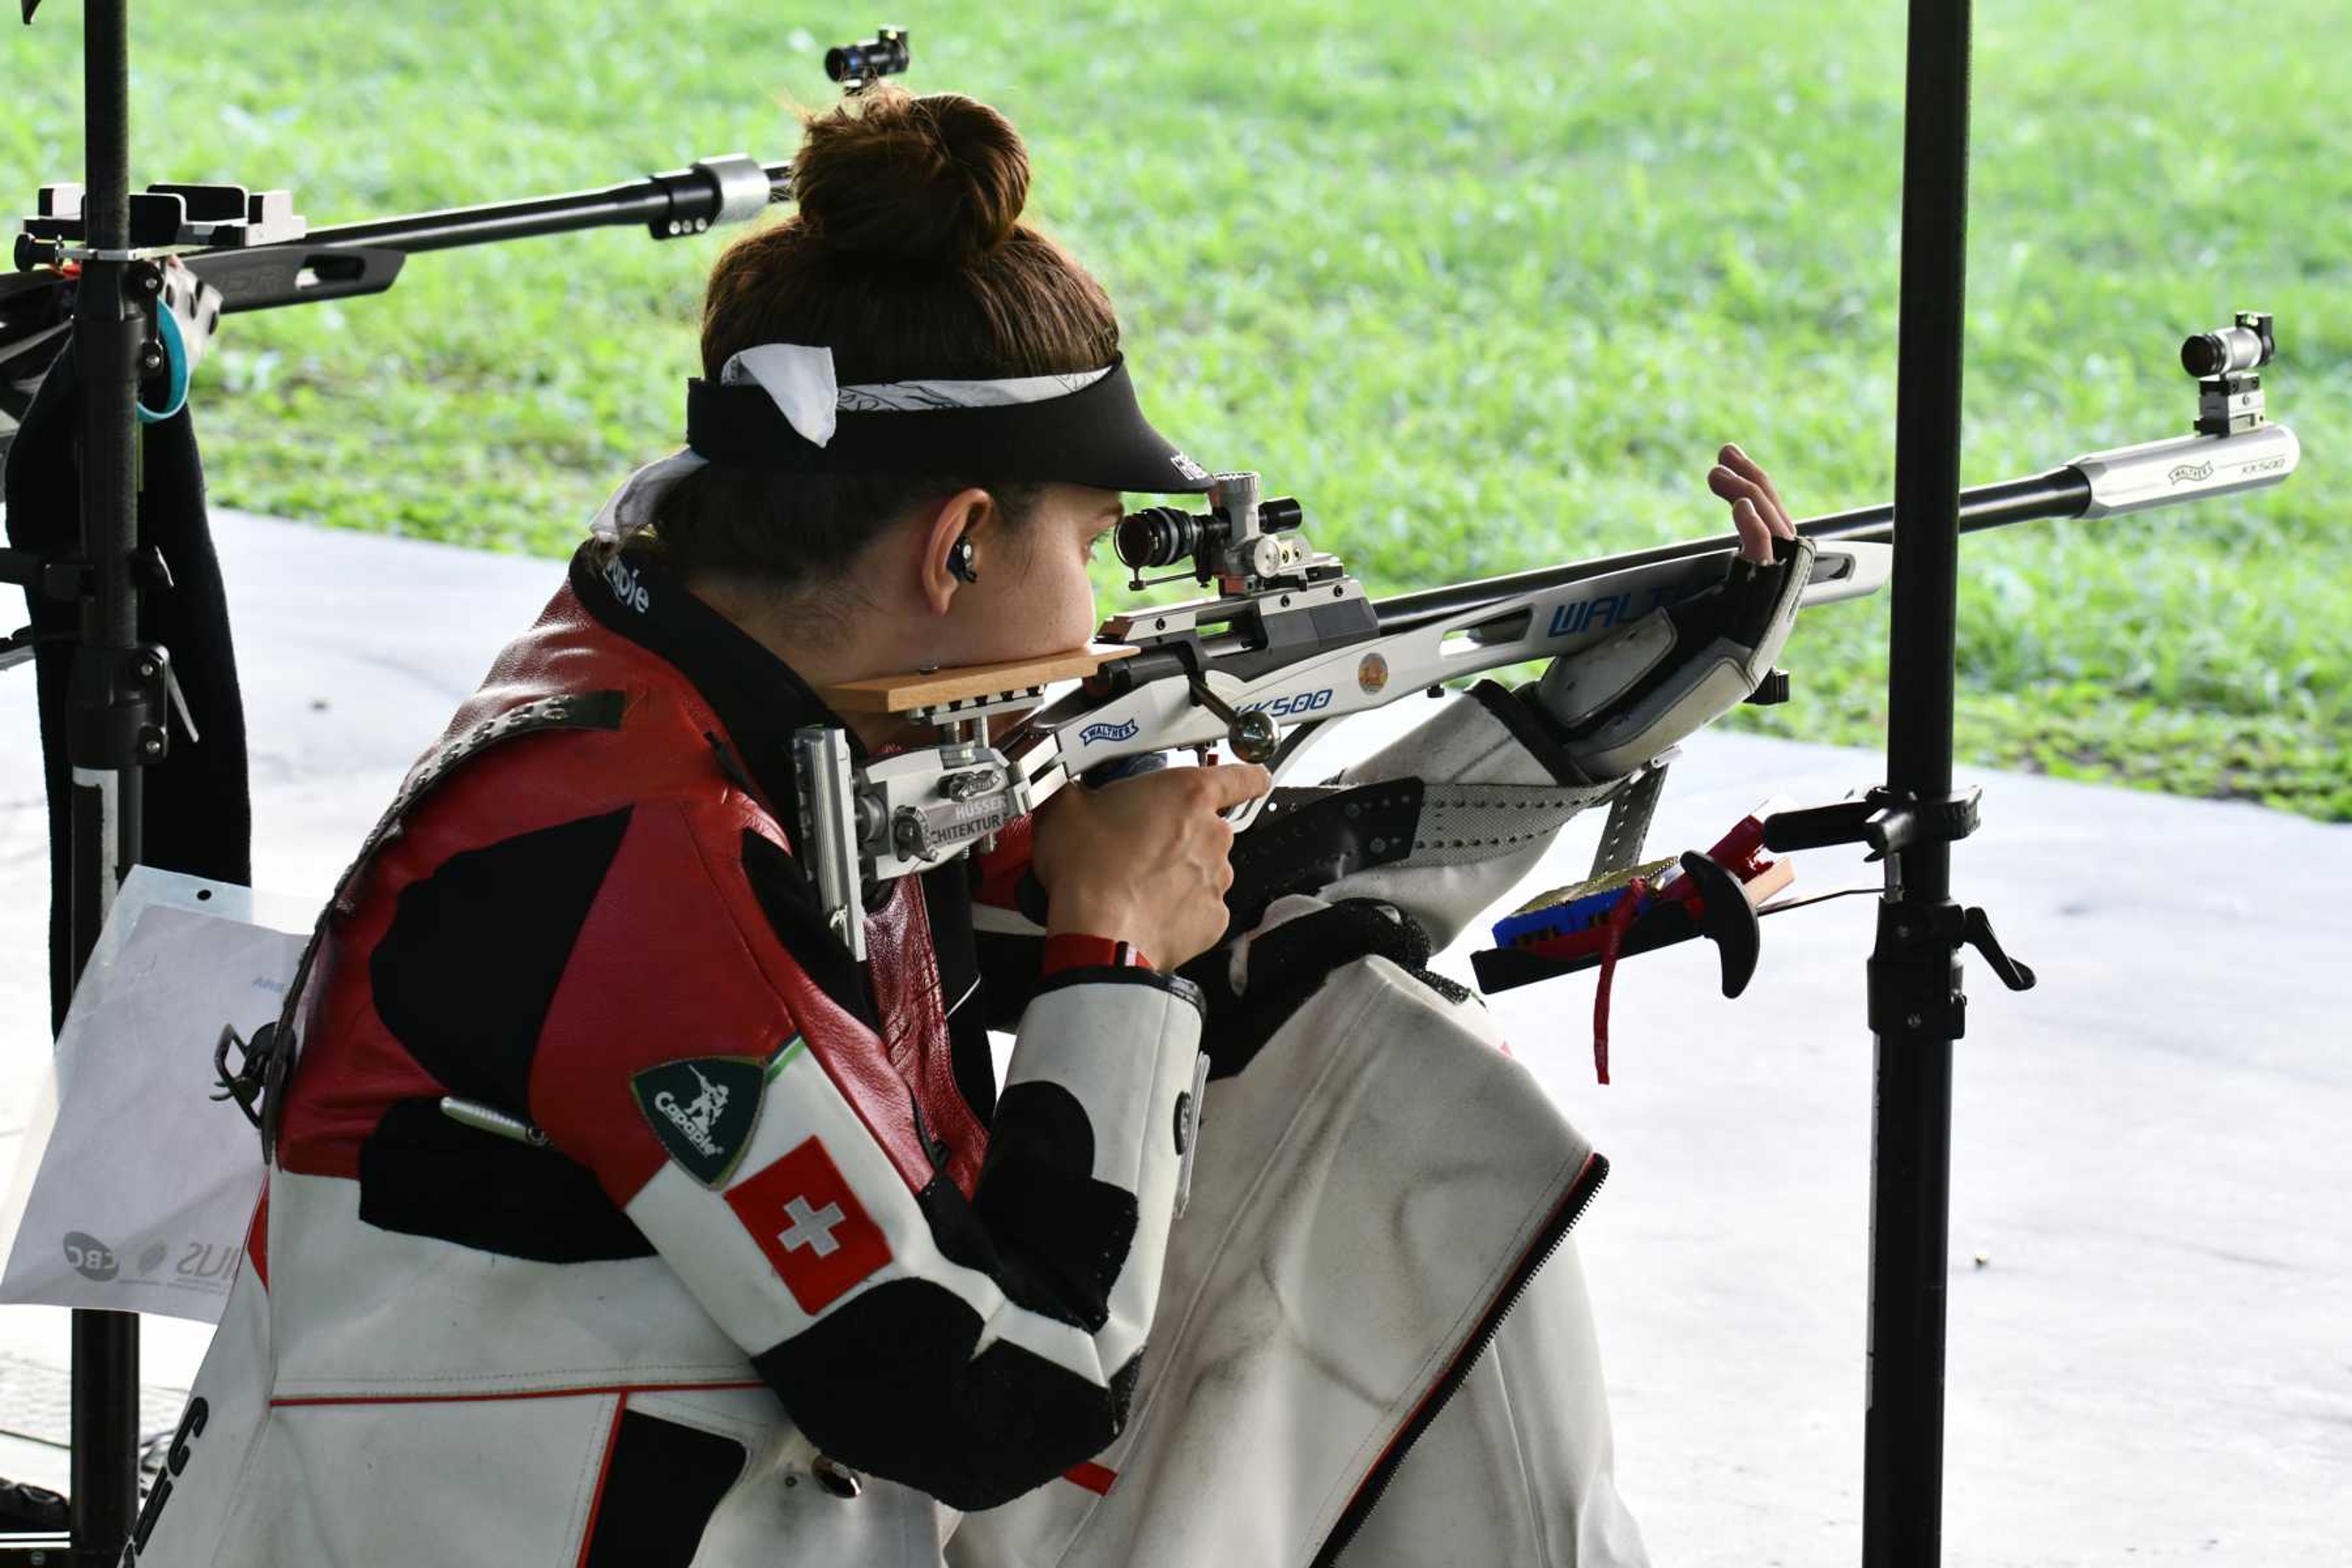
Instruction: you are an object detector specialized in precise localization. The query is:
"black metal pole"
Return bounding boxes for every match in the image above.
[1864,0,1973,1561]
[65,0,145,1561]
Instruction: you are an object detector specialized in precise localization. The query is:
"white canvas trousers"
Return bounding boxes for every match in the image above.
[951,896,1650,1567]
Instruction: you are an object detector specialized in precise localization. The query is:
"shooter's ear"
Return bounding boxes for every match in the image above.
[917,488,994,615]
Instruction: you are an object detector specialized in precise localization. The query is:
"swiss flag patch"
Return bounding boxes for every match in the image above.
[726,1136,892,1314]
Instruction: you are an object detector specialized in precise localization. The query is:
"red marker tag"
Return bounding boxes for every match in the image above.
[727,1137,892,1315]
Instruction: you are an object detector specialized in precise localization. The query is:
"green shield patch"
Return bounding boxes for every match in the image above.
[630,1055,767,1188]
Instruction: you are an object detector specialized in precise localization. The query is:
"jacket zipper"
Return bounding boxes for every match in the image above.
[1308,1149,1611,1567]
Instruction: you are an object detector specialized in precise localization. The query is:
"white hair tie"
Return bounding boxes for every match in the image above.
[585,343,1126,547]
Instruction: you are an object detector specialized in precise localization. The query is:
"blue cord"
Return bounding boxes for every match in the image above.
[135,297,190,424]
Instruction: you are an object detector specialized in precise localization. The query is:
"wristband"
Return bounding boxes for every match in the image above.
[1041,933,1153,975]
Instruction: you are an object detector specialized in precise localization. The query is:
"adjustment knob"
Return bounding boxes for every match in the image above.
[1230,710,1279,764]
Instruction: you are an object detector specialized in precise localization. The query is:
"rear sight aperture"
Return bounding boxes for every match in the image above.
[2180,312,2275,378]
[1116,505,1207,572]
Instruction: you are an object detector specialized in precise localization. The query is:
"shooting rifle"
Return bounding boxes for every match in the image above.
[0,26,915,475]
[787,318,2299,997]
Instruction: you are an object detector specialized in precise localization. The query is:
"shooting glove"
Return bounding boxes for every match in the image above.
[1526,534,1815,779]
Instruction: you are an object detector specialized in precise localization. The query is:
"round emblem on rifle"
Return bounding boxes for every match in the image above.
[1357,653,1390,696]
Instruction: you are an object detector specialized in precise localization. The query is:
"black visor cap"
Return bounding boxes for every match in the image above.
[683,355,1213,496]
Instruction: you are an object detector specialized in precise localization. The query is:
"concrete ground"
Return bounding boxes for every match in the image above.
[2,508,2346,1563]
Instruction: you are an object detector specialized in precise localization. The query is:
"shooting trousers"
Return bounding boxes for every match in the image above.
[952,688,1655,1568]
[950,901,1651,1568]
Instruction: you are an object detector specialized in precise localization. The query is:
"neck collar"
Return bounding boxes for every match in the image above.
[567,541,859,835]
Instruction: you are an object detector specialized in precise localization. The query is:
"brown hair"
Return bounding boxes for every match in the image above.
[622,87,1121,607]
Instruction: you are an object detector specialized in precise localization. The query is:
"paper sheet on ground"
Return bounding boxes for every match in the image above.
[0,867,311,1323]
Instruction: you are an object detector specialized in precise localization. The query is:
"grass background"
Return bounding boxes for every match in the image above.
[5,0,2346,816]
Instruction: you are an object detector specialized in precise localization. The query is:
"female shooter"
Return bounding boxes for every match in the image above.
[132,86,1802,1568]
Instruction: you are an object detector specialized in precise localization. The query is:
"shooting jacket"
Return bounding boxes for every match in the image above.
[131,540,1649,1567]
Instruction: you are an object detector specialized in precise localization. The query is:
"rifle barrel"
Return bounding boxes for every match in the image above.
[1373,464,2091,632]
[1803,464,2093,543]
[299,162,789,254]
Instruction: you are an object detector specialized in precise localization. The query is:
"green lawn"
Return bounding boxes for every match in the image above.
[6,0,2347,816]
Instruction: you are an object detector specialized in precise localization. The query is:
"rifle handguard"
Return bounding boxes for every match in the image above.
[1529,536,1815,779]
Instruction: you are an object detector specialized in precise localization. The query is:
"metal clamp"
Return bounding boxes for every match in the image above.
[65,641,172,767]
[1762,784,1981,864]
[212,1020,292,1158]
[1867,899,2037,1039]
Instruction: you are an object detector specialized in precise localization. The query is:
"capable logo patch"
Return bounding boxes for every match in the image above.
[631,1056,766,1188]
[726,1136,892,1314]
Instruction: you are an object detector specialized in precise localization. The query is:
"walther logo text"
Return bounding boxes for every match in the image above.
[2166,461,2216,485]
[1549,585,1679,640]
[1079,719,1141,746]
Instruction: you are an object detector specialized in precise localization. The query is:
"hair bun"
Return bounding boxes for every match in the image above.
[792,87,1031,267]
